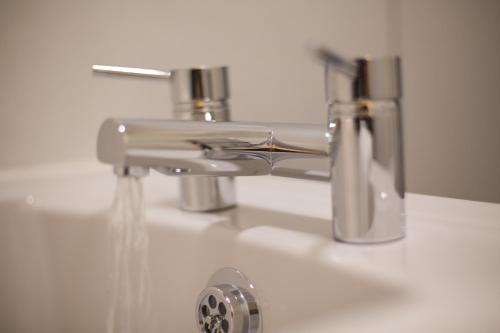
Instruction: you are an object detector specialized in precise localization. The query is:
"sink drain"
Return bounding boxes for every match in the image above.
[196,268,261,333]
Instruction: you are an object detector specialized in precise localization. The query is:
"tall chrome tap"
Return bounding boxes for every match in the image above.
[92,65,236,212]
[96,48,405,244]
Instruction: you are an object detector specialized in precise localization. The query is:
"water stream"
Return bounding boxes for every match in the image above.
[107,176,152,333]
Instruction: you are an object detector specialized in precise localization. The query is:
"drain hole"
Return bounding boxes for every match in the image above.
[218,302,227,316]
[203,322,210,333]
[208,295,217,309]
[201,305,210,317]
[221,319,229,333]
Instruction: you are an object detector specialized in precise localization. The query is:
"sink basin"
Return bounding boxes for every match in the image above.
[0,161,499,332]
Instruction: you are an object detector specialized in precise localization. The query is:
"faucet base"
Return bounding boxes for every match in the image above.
[179,176,237,212]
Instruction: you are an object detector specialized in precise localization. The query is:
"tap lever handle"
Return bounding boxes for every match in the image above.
[91,65,171,79]
[313,47,358,78]
[313,47,401,101]
[91,65,230,103]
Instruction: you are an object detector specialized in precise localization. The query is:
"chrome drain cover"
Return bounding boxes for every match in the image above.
[196,268,261,333]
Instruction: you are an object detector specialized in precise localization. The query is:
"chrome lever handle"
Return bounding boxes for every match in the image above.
[92,65,171,79]
[312,46,401,101]
[91,64,230,104]
[312,47,358,78]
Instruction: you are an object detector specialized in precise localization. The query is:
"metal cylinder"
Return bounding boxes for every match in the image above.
[170,66,236,212]
[327,56,405,243]
[170,67,229,104]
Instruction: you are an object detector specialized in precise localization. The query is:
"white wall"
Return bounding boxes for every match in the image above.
[1,0,499,202]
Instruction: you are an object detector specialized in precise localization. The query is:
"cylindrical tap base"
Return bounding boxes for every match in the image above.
[329,100,405,243]
[179,176,236,212]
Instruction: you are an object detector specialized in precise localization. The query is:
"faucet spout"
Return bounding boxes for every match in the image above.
[97,119,331,180]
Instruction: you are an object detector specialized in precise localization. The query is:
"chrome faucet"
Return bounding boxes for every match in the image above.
[96,49,405,244]
[92,65,236,212]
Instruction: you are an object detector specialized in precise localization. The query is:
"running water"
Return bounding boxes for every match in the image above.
[107,176,151,333]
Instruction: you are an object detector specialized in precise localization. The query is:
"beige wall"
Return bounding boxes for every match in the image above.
[0,0,390,166]
[398,0,500,203]
[0,0,499,202]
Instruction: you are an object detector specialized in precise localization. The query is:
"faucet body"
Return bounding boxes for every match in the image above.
[96,52,405,243]
[98,103,404,243]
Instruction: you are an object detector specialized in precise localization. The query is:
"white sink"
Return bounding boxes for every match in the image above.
[0,161,499,333]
